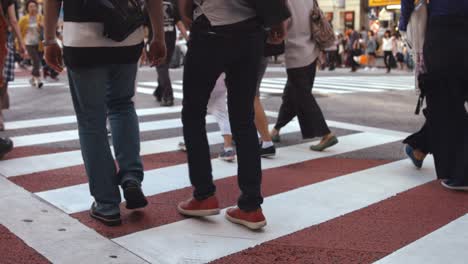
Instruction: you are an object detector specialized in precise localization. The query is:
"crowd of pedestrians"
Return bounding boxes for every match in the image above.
[0,0,466,231]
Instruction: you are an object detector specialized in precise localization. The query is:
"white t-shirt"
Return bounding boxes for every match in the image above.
[193,0,256,26]
[382,37,394,51]
[284,0,320,69]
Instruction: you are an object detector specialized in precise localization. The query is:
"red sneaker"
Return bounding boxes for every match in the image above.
[177,196,220,217]
[225,207,267,230]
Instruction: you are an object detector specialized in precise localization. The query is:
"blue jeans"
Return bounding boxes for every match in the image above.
[68,64,144,214]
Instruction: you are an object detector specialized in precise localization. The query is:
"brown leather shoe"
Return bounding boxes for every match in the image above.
[177,196,220,217]
[225,207,267,230]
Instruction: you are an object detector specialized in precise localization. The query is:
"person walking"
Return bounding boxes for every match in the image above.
[176,0,290,230]
[346,27,360,72]
[44,0,167,226]
[270,0,338,152]
[151,0,188,107]
[400,0,468,191]
[19,0,43,88]
[365,30,377,71]
[0,0,26,131]
[382,30,395,73]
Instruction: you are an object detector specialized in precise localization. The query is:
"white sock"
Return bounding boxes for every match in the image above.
[262,141,274,149]
[224,147,234,152]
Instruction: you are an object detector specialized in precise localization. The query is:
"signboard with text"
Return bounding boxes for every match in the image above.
[369,0,400,7]
[344,11,355,29]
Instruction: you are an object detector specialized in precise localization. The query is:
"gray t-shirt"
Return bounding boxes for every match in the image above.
[193,0,256,26]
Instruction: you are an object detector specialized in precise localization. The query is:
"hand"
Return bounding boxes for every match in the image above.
[267,20,288,44]
[44,43,64,73]
[147,39,167,67]
[18,44,26,58]
[181,16,193,29]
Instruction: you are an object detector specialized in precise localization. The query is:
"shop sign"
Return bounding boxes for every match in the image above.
[344,11,355,29]
[369,0,400,7]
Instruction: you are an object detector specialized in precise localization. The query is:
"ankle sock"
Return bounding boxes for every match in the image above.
[224,147,234,152]
[262,141,274,149]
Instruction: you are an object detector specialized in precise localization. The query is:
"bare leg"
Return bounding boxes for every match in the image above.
[254,96,272,142]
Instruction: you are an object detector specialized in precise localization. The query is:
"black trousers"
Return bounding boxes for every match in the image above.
[275,61,331,139]
[403,120,431,155]
[422,16,468,185]
[383,51,393,72]
[182,19,264,211]
[155,33,176,101]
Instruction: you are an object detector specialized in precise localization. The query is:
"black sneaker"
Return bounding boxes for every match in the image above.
[123,180,148,210]
[90,202,122,227]
[0,137,13,159]
[259,143,276,158]
[441,179,468,191]
[153,87,162,102]
[160,99,174,107]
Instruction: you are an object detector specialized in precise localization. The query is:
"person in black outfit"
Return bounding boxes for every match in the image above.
[176,0,290,230]
[151,0,188,106]
[401,0,468,191]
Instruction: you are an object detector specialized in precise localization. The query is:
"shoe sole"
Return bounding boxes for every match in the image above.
[124,187,149,210]
[310,138,339,152]
[89,211,122,227]
[441,181,468,191]
[225,213,267,230]
[261,153,276,158]
[177,205,220,217]
[219,156,236,162]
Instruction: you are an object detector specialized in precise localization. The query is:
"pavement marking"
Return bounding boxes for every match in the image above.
[0,176,148,264]
[36,132,401,214]
[113,159,436,264]
[11,116,216,148]
[0,115,408,177]
[4,106,183,130]
[375,214,468,264]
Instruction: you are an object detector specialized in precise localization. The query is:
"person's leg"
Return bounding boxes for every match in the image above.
[160,40,176,105]
[287,62,332,141]
[67,67,121,215]
[27,46,42,86]
[182,33,225,200]
[271,79,296,139]
[225,34,264,212]
[253,57,273,146]
[106,63,144,185]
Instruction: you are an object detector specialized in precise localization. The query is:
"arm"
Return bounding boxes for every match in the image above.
[146,0,166,66]
[43,0,63,72]
[7,5,25,55]
[399,0,415,32]
[176,21,189,41]
[178,0,193,29]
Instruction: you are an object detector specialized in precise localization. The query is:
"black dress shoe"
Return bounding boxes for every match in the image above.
[90,202,122,227]
[160,99,174,107]
[259,143,276,158]
[0,137,13,159]
[123,181,148,210]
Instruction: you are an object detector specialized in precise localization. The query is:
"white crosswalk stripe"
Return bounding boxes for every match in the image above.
[136,76,415,97]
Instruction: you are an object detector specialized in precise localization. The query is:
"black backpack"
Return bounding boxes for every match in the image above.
[85,0,145,42]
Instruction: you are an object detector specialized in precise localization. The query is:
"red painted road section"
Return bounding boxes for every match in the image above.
[2,146,77,160]
[212,181,468,264]
[10,150,190,193]
[0,224,50,264]
[71,158,389,239]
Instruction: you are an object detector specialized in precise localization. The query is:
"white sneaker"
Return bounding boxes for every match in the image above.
[364,67,370,71]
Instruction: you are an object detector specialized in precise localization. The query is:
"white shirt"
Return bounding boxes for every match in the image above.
[284,0,320,69]
[25,17,40,46]
[382,37,394,51]
[193,0,256,26]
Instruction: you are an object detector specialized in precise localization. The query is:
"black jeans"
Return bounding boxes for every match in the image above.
[422,16,468,185]
[182,18,264,211]
[384,51,393,72]
[155,33,176,101]
[275,61,331,139]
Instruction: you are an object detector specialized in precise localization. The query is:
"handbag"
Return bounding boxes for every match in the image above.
[406,0,428,53]
[309,0,336,50]
[85,0,145,42]
[264,41,285,57]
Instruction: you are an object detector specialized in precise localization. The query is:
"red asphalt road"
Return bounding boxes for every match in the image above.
[0,225,50,264]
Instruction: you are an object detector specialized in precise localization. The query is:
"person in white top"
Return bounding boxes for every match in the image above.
[270,0,338,152]
[382,30,396,73]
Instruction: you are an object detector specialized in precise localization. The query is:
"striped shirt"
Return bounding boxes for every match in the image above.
[58,0,144,68]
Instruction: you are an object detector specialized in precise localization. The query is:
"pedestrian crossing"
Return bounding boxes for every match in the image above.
[1,104,467,264]
[137,75,416,97]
